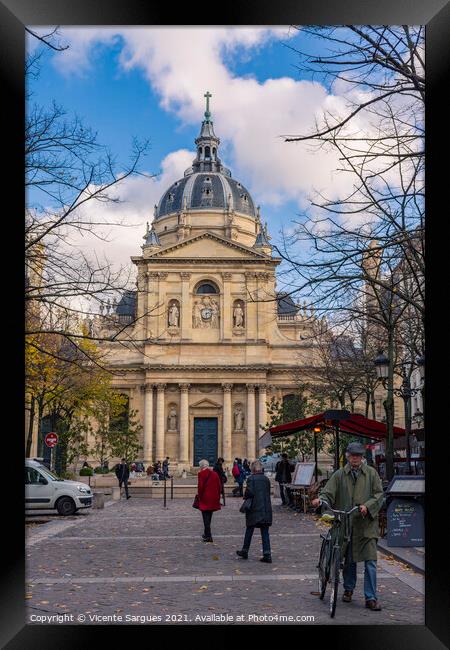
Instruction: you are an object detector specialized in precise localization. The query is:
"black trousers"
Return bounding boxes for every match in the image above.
[119,479,129,498]
[279,483,292,504]
[201,510,213,537]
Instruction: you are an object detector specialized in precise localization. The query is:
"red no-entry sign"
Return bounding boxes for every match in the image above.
[45,432,58,448]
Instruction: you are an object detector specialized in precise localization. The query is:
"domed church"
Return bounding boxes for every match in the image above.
[102,93,322,472]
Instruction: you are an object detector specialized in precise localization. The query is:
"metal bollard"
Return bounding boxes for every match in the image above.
[170,476,174,500]
[163,477,167,508]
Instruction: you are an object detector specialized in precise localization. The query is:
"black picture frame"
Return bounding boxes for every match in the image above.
[3,0,448,646]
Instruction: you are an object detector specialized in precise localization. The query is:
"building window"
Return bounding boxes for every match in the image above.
[196,282,218,294]
[205,146,211,158]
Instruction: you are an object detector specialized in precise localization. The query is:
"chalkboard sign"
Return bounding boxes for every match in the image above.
[292,462,316,486]
[387,498,425,547]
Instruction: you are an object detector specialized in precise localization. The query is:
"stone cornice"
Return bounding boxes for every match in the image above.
[108,364,322,374]
[135,257,280,266]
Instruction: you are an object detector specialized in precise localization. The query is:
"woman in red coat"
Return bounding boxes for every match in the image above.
[197,459,222,542]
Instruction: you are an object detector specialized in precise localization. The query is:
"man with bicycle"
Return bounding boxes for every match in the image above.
[312,441,384,611]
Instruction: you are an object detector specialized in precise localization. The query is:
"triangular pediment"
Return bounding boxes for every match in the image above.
[190,397,222,409]
[148,232,269,260]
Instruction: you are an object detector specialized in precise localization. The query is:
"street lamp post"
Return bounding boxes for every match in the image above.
[374,351,423,477]
[374,350,394,480]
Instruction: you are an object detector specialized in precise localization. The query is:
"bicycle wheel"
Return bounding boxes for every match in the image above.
[329,546,340,618]
[317,534,331,600]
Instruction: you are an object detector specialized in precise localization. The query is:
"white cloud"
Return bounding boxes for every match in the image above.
[64,148,193,271]
[44,26,405,267]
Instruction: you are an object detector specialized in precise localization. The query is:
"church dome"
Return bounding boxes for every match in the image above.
[155,92,256,220]
[156,173,256,220]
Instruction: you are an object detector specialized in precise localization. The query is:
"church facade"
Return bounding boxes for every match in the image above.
[100,99,324,471]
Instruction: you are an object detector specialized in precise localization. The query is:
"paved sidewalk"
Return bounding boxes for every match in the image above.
[377,538,425,575]
[25,496,424,625]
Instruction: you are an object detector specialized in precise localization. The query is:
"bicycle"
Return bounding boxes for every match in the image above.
[316,499,360,618]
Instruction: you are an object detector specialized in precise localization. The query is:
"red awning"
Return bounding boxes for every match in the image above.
[269,412,405,440]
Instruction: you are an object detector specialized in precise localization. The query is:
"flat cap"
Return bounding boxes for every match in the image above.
[346,441,366,455]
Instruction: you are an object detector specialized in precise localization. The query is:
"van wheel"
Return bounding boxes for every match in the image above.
[56,496,76,516]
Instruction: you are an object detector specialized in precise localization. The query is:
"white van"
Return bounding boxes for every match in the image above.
[25,458,93,516]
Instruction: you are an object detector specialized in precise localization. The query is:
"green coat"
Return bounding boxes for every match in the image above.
[319,463,383,562]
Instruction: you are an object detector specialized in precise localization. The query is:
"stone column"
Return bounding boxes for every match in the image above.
[157,272,168,338]
[155,384,166,460]
[179,384,190,465]
[136,267,148,341]
[180,273,191,339]
[245,273,258,340]
[143,384,154,464]
[222,272,232,339]
[222,384,233,464]
[246,384,256,460]
[257,384,267,457]
[148,272,160,340]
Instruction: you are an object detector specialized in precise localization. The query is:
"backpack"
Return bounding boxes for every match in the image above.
[232,464,240,478]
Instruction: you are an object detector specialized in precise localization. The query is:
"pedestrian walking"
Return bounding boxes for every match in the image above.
[232,458,245,496]
[162,457,170,479]
[213,457,227,505]
[275,453,294,506]
[196,459,222,542]
[115,458,130,500]
[236,460,273,563]
[312,441,384,611]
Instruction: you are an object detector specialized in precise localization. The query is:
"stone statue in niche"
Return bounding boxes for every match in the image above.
[168,302,180,328]
[234,405,244,430]
[233,303,245,328]
[168,406,178,431]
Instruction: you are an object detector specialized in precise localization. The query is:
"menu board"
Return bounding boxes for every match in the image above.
[388,478,425,494]
[387,498,425,547]
[292,462,316,486]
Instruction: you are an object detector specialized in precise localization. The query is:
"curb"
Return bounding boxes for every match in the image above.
[377,543,425,575]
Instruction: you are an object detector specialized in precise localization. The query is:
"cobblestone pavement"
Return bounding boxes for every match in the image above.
[25,497,424,626]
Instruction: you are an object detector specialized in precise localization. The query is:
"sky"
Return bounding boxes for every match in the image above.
[26,26,361,291]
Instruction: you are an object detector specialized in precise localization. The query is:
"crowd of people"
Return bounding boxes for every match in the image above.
[194,442,384,611]
[111,444,384,611]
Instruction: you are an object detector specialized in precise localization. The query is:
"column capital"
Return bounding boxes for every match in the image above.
[257,383,267,391]
[179,383,191,393]
[222,272,232,280]
[180,272,191,280]
[222,383,233,392]
[246,383,256,393]
[144,383,155,392]
[148,272,160,280]
[156,383,167,391]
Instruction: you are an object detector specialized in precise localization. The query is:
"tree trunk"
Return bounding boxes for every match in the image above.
[365,392,370,418]
[26,396,36,457]
[385,333,395,481]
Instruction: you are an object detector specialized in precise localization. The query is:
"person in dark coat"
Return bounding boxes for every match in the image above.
[275,453,294,506]
[197,459,222,542]
[236,460,273,563]
[115,458,130,500]
[213,457,227,505]
[232,458,245,496]
[162,457,170,479]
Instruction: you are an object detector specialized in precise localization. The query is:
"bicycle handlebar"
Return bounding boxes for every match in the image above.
[319,499,360,515]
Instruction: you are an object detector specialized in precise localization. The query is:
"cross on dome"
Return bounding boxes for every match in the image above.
[204,91,212,120]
